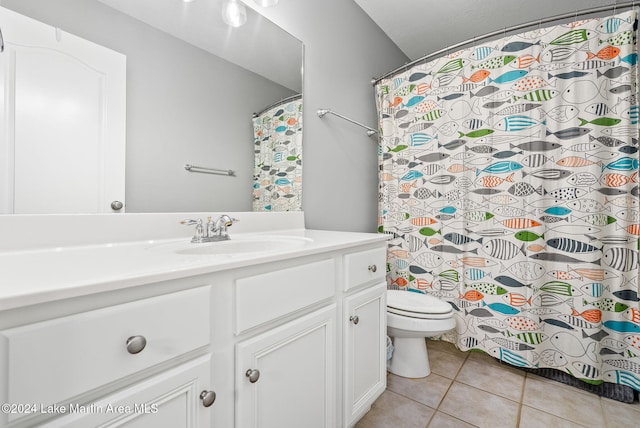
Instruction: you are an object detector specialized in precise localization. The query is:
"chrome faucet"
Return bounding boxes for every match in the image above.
[181,215,239,243]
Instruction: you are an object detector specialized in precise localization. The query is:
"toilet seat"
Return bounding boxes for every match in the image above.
[387,290,453,320]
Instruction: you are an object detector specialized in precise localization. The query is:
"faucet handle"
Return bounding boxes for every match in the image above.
[180,218,203,226]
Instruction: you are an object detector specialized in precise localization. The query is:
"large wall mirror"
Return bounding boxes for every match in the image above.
[0,0,303,214]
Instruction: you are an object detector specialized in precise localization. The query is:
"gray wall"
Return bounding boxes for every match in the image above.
[254,0,409,232]
[0,0,294,213]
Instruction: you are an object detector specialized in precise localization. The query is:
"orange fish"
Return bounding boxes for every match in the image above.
[624,335,640,352]
[416,100,439,113]
[499,218,541,229]
[512,75,550,91]
[513,54,540,69]
[389,97,403,108]
[548,270,578,280]
[428,238,442,245]
[464,69,491,83]
[448,163,473,173]
[388,249,410,259]
[624,308,640,323]
[527,244,546,252]
[477,173,514,188]
[381,173,396,181]
[571,308,602,323]
[587,45,620,61]
[401,181,418,192]
[410,217,437,226]
[415,83,431,95]
[556,156,601,168]
[415,279,433,290]
[503,293,531,307]
[460,290,484,301]
[287,118,297,125]
[570,268,607,281]
[390,277,408,287]
[625,224,640,236]
[457,257,495,267]
[602,172,638,187]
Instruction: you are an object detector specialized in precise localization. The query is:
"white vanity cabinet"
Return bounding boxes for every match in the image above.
[342,248,387,428]
[0,229,388,428]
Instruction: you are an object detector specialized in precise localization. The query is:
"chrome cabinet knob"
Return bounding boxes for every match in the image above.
[111,200,124,211]
[126,335,147,354]
[200,390,216,407]
[368,264,377,273]
[349,315,360,325]
[245,369,260,383]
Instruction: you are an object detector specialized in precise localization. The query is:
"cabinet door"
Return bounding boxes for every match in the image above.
[236,305,336,428]
[40,355,213,428]
[343,282,386,427]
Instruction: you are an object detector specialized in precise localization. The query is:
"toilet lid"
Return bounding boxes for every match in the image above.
[387,290,453,315]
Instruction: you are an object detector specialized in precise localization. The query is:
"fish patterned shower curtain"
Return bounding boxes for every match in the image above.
[252,95,303,211]
[376,10,640,392]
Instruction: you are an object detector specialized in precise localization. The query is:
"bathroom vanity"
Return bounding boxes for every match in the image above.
[0,213,388,428]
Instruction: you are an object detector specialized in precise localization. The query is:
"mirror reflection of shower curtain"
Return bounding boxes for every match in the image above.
[252,95,303,212]
[376,10,640,393]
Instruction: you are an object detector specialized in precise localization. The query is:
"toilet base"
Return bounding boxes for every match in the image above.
[388,337,430,378]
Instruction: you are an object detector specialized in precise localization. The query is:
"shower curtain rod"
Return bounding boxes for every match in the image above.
[372,0,638,85]
[317,108,378,137]
[253,93,302,118]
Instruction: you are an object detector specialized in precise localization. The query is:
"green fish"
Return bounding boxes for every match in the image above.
[538,281,577,296]
[513,89,558,102]
[438,269,460,282]
[419,227,441,237]
[395,84,416,96]
[437,58,467,74]
[578,117,621,127]
[418,109,444,122]
[566,370,604,386]
[387,145,408,153]
[515,231,544,242]
[458,129,494,138]
[549,29,594,46]
[504,330,546,345]
[584,298,628,312]
[600,30,636,46]
[473,55,516,69]
[463,211,494,222]
[465,283,507,295]
[573,213,616,226]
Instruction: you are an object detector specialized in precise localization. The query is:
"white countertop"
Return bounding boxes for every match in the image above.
[0,227,388,311]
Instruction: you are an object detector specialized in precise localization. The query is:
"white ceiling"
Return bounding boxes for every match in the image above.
[354,0,619,61]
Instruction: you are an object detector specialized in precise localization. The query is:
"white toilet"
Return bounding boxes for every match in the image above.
[387,289,456,378]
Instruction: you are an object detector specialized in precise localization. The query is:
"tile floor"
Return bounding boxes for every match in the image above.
[355,339,640,428]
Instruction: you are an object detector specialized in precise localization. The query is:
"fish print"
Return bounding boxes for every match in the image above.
[377,10,640,393]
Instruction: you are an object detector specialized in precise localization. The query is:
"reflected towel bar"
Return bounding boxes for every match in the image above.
[317,108,378,137]
[184,164,235,176]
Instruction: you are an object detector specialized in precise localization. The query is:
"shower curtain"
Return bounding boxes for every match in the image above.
[376,10,640,392]
[252,95,303,212]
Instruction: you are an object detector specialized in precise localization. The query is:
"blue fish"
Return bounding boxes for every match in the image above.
[603,320,640,334]
[401,170,424,181]
[541,318,575,330]
[495,115,546,132]
[275,125,287,132]
[409,133,436,146]
[603,156,639,172]
[542,206,572,216]
[494,275,530,288]
[482,301,520,315]
[605,370,640,391]
[476,161,523,176]
[501,40,541,52]
[439,206,457,214]
[488,70,528,85]
[548,71,590,80]
[492,347,537,368]
[404,96,425,107]
[620,53,638,66]
[274,178,291,185]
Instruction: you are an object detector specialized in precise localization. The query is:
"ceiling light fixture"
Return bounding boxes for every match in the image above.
[254,0,279,6]
[221,0,247,27]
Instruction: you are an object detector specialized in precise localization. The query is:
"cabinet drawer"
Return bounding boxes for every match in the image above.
[0,286,210,423]
[344,247,386,291]
[234,259,335,334]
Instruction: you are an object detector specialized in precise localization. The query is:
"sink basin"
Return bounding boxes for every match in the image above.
[148,235,313,256]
